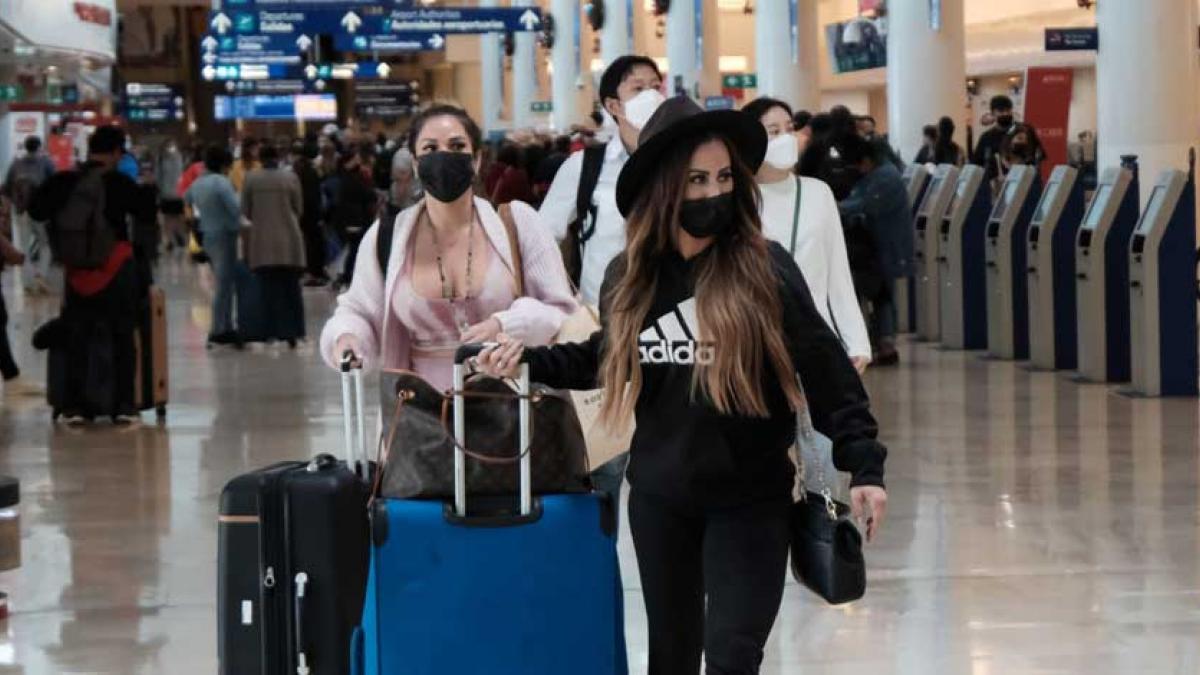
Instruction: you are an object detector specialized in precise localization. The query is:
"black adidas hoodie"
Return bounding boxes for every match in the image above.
[525,241,886,507]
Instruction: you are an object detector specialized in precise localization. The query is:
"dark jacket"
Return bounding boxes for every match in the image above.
[839,162,915,280]
[972,126,1008,181]
[30,161,155,248]
[327,169,378,237]
[524,243,886,507]
[294,160,322,231]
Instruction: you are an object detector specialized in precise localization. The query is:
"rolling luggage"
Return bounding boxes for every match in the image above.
[134,286,168,419]
[234,261,266,343]
[353,347,627,675]
[218,356,371,675]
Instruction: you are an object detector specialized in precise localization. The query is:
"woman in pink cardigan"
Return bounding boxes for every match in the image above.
[320,105,576,389]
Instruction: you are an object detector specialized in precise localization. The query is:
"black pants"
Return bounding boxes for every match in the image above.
[62,260,139,415]
[339,229,365,285]
[0,288,18,380]
[254,267,306,341]
[628,491,792,675]
[301,220,328,278]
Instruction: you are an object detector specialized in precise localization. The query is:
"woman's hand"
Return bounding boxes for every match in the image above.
[334,334,363,367]
[461,317,502,344]
[476,334,524,378]
[851,356,870,375]
[849,485,887,543]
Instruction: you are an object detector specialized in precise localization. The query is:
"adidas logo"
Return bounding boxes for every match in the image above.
[638,298,715,365]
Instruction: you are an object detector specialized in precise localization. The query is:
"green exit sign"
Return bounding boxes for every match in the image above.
[0,85,23,102]
[530,101,552,113]
[721,73,757,90]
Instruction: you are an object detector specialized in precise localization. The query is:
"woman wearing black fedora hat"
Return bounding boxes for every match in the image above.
[479,96,888,674]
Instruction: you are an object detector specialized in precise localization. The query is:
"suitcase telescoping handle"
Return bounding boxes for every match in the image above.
[453,345,533,519]
[340,351,368,479]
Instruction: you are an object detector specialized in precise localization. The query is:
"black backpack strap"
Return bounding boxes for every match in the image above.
[574,145,607,244]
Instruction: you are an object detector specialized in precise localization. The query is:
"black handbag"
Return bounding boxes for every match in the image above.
[789,404,866,605]
[376,369,592,500]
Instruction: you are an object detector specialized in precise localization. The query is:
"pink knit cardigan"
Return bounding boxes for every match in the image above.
[320,197,578,372]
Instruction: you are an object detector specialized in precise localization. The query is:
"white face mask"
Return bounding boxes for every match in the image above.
[764,134,799,170]
[622,89,666,130]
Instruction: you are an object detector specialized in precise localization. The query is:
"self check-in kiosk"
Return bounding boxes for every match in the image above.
[1076,157,1140,383]
[898,164,932,333]
[1128,163,1198,396]
[904,164,931,216]
[914,164,960,341]
[937,165,991,350]
[985,165,1042,360]
[1026,166,1086,371]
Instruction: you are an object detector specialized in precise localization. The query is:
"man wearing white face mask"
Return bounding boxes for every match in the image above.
[539,55,664,305]
[743,97,872,373]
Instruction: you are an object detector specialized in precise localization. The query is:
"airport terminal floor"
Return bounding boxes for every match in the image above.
[0,261,1198,674]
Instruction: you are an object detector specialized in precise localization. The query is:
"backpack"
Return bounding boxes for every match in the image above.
[50,168,115,269]
[8,156,47,214]
[561,145,606,287]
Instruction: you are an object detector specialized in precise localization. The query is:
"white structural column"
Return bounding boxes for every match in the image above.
[511,0,537,128]
[600,0,631,67]
[549,0,578,130]
[480,0,503,133]
[886,0,966,162]
[666,0,699,97]
[755,0,820,110]
[1096,0,1199,202]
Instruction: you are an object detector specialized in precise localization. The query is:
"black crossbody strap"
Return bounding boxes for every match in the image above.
[788,175,803,256]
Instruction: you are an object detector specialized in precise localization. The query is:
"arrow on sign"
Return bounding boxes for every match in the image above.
[304,64,318,80]
[202,65,217,81]
[376,62,391,78]
[296,34,313,52]
[341,11,362,33]
[211,12,232,35]
[519,9,540,31]
[428,33,445,49]
[201,35,218,52]
[203,53,218,64]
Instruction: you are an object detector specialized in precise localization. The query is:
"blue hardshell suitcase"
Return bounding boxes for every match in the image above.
[351,349,628,675]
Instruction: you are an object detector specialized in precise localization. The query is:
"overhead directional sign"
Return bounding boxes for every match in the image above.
[355,81,418,118]
[201,32,306,65]
[379,7,543,34]
[208,6,543,40]
[334,32,446,52]
[123,83,186,123]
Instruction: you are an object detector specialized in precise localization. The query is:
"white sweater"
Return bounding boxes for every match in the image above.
[759,176,873,361]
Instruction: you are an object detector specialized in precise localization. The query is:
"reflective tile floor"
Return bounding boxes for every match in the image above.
[1,262,1199,674]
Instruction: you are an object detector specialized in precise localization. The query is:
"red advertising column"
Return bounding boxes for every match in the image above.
[1023,67,1074,182]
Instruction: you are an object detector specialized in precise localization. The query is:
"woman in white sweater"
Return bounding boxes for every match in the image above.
[743,97,872,372]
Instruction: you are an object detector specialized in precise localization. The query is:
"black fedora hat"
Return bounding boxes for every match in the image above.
[615,95,767,218]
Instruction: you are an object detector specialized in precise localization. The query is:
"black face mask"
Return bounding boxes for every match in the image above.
[679,193,734,240]
[418,151,475,203]
[996,114,1014,129]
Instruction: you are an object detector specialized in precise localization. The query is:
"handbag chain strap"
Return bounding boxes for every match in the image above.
[794,381,838,521]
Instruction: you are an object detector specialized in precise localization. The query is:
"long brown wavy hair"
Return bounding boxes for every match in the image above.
[599,132,804,426]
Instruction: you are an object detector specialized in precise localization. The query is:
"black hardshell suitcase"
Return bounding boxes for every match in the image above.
[218,356,371,675]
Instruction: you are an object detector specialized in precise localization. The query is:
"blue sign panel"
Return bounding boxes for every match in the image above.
[214,93,338,121]
[1045,27,1098,51]
[703,96,735,111]
[379,7,543,34]
[334,32,445,52]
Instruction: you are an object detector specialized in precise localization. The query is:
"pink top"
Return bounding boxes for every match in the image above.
[393,233,516,391]
[320,197,577,375]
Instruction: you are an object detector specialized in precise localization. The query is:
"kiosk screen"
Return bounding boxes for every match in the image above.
[920,177,945,216]
[1136,186,1168,234]
[1033,180,1062,224]
[1082,185,1113,229]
